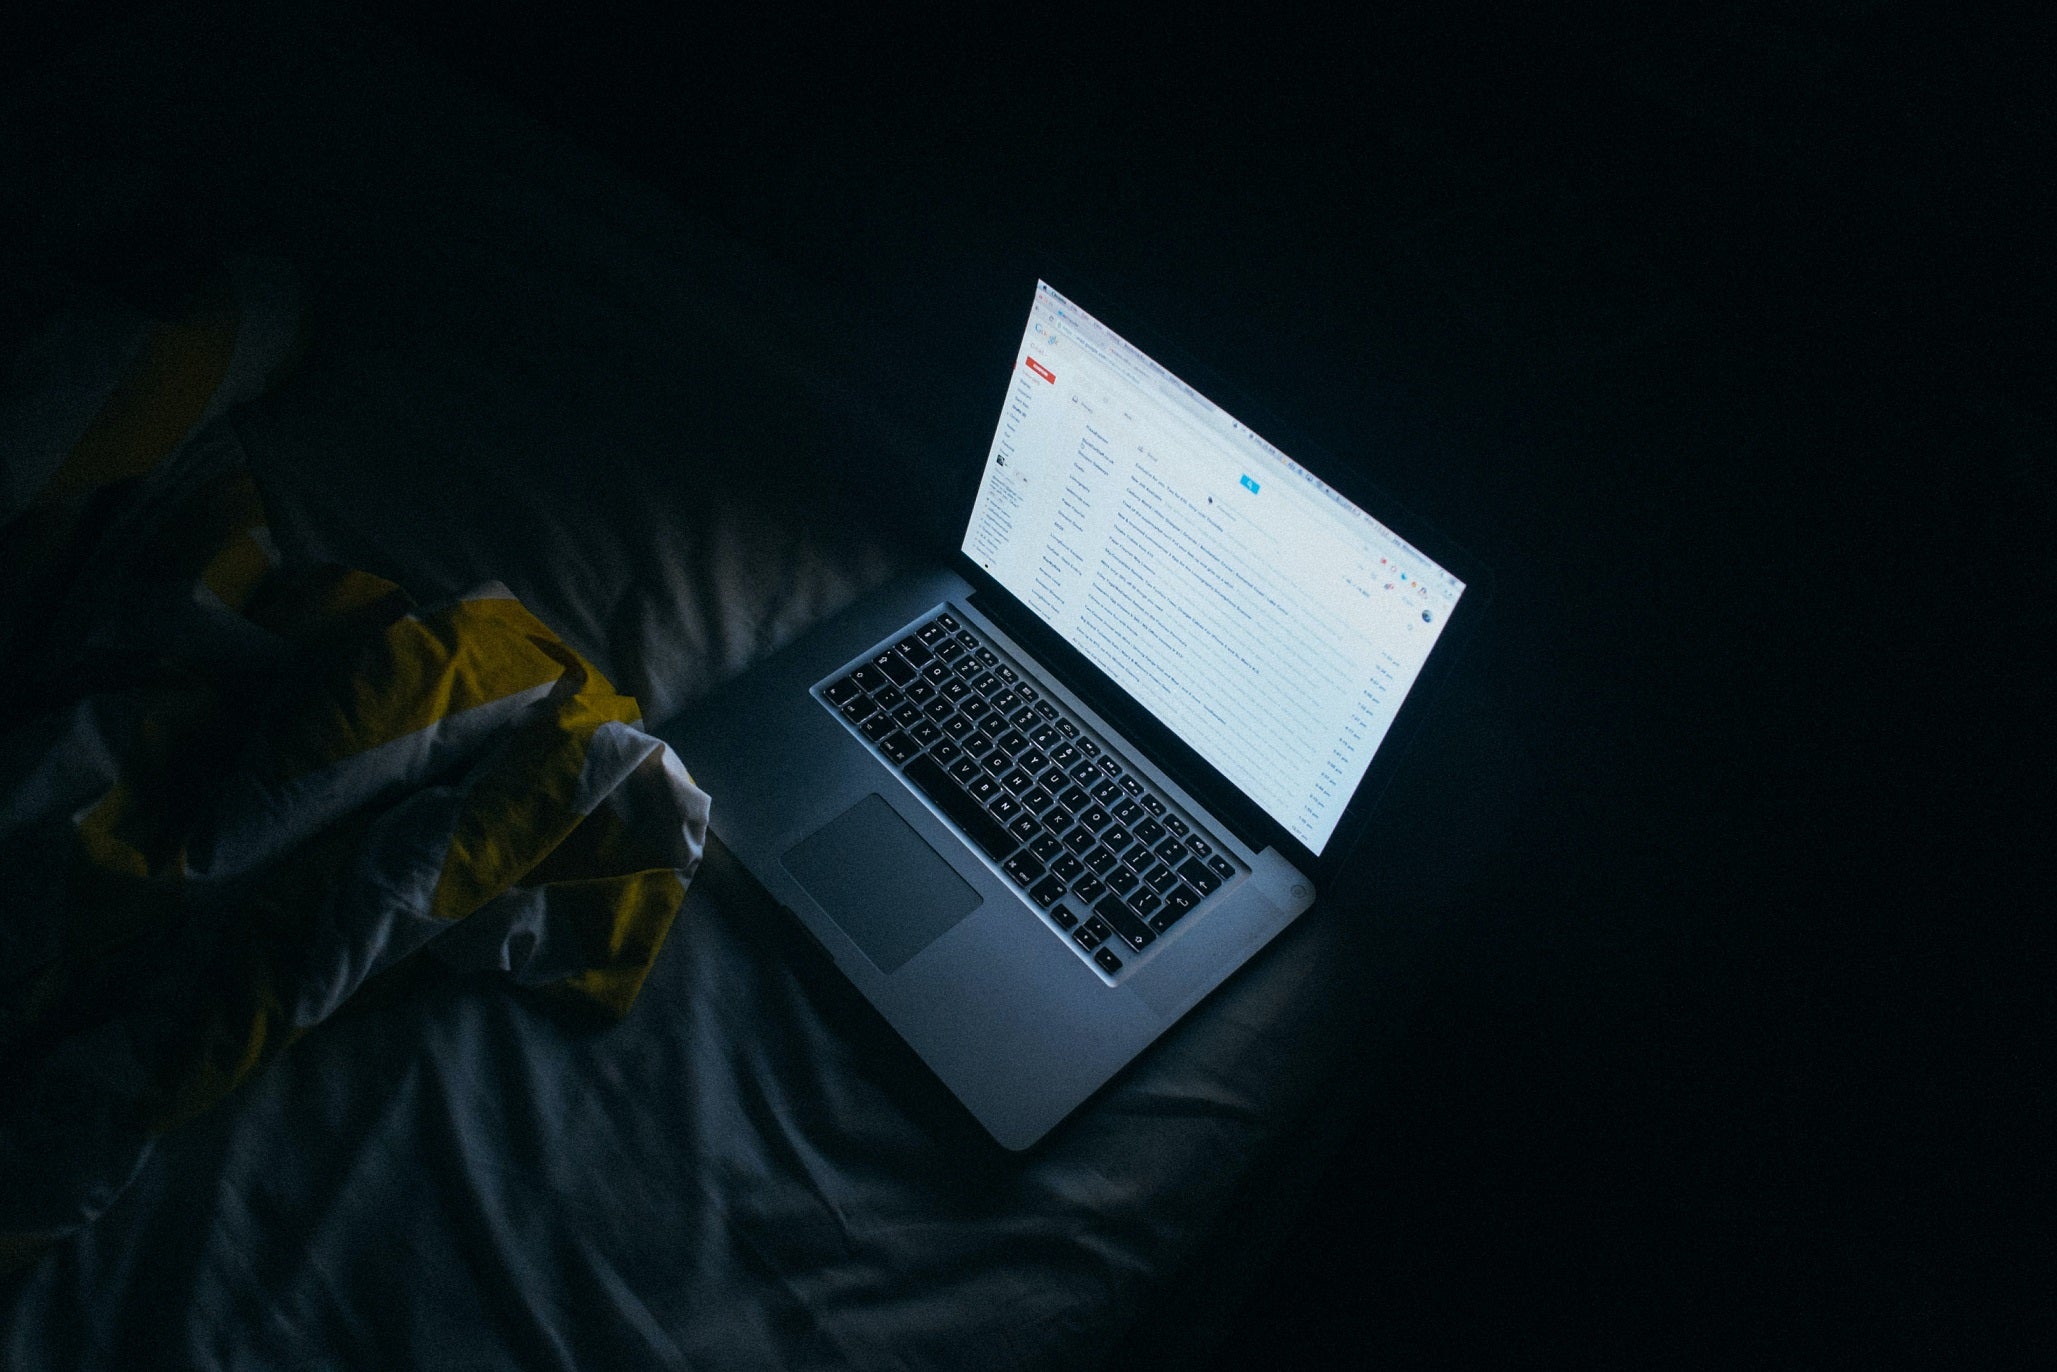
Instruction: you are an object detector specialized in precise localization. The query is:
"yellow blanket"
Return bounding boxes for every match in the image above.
[0,295,708,1271]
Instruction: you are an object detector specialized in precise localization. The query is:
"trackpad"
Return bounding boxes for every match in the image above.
[781,794,982,974]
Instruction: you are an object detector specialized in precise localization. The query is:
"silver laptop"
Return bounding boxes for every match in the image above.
[664,276,1483,1148]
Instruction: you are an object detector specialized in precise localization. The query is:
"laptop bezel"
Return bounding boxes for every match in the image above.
[946,262,1493,884]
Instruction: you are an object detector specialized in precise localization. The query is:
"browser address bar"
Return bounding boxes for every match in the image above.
[1054,323,1247,468]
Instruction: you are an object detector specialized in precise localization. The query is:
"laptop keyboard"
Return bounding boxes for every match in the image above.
[816,608,1242,978]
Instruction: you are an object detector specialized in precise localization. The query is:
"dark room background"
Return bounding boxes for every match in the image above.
[5,0,2043,1363]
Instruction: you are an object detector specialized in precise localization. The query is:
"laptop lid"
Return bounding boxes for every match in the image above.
[949,275,1490,884]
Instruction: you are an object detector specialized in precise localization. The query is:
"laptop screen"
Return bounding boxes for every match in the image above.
[963,282,1465,856]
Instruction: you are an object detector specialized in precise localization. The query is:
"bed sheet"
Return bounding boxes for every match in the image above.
[1,4,1387,1367]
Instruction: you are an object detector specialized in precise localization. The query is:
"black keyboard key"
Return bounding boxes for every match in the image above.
[937,612,960,631]
[1048,900,1078,928]
[1141,795,1166,817]
[942,677,971,702]
[1099,756,1123,777]
[873,680,902,706]
[1101,823,1132,853]
[1029,833,1064,861]
[1134,817,1165,845]
[1021,787,1053,812]
[1091,780,1121,806]
[1178,860,1221,896]
[892,702,922,727]
[1058,785,1091,811]
[1163,814,1189,836]
[850,664,886,693]
[1131,888,1163,919]
[1029,875,1066,908]
[878,732,917,763]
[990,794,1021,822]
[839,694,879,724]
[1050,743,1081,768]
[1164,883,1201,916]
[924,698,953,722]
[995,730,1029,754]
[976,647,999,667]
[931,740,961,765]
[1062,827,1097,856]
[949,757,981,783]
[1057,719,1080,738]
[960,696,991,720]
[1094,946,1123,973]
[1155,837,1190,864]
[1035,701,1059,722]
[1037,766,1069,792]
[1053,853,1085,883]
[944,714,974,739]
[1008,813,1040,842]
[917,620,947,645]
[903,752,1016,862]
[1078,738,1101,757]
[1002,768,1035,794]
[1003,851,1045,887]
[1120,776,1144,797]
[956,629,977,647]
[972,672,1000,694]
[969,774,1001,803]
[1030,724,1059,749]
[997,665,1018,684]
[981,750,1013,776]
[1069,762,1100,785]
[861,713,895,741]
[1073,919,1107,951]
[1095,895,1155,951]
[1143,863,1178,892]
[991,690,1021,714]
[1112,799,1142,825]
[825,676,862,705]
[1018,747,1048,773]
[936,637,965,661]
[1010,706,1039,731]
[1073,872,1107,903]
[1187,835,1213,857]
[1209,854,1236,881]
[895,635,932,665]
[907,680,937,703]
[911,720,942,746]
[1147,902,1186,934]
[1084,845,1120,875]
[1107,865,1140,894]
[1077,805,1111,831]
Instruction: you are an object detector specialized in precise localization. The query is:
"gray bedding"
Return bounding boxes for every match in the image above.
[0,4,1393,1367]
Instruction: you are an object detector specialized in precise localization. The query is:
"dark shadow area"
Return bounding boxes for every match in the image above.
[5,0,2041,1362]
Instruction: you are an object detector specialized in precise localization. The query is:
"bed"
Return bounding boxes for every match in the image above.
[1,4,1461,1367]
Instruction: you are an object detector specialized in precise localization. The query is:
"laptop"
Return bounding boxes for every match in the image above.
[663,273,1485,1148]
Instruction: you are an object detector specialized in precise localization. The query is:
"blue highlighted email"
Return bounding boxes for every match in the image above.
[1240,474,1261,494]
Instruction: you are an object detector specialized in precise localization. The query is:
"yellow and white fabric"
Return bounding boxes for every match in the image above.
[0,279,708,1271]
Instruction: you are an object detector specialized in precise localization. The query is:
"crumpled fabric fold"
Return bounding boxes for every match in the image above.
[1,414,708,1275]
